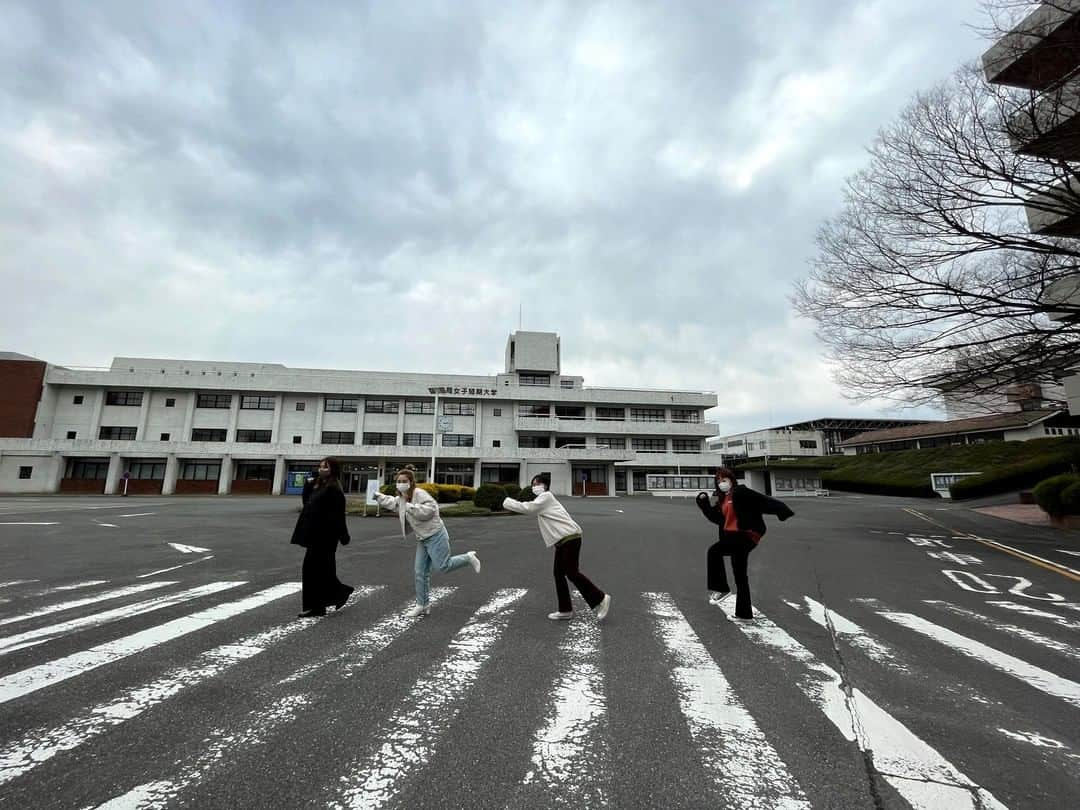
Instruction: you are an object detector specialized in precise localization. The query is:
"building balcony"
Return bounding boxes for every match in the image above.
[982,0,1080,90]
[1026,176,1080,236]
[1008,79,1080,160]
[614,452,717,468]
[514,415,717,436]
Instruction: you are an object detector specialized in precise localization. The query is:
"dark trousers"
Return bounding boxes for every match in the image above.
[707,531,757,619]
[553,537,604,612]
[301,545,354,611]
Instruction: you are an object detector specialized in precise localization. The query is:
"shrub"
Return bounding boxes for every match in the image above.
[950,448,1080,500]
[517,485,536,502]
[1033,473,1080,516]
[502,483,521,500]
[821,472,935,498]
[461,486,476,502]
[379,482,395,496]
[474,484,508,511]
[435,484,462,504]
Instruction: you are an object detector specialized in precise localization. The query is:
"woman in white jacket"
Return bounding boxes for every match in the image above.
[373,466,480,617]
[503,472,611,622]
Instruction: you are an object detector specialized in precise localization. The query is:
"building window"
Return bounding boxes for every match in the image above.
[191,428,228,442]
[596,437,626,449]
[672,439,702,453]
[435,462,475,486]
[240,395,276,410]
[293,435,302,444]
[296,401,306,411]
[364,399,398,414]
[165,398,176,408]
[321,431,355,445]
[517,404,550,417]
[555,435,586,449]
[442,434,474,447]
[799,440,818,449]
[630,408,665,422]
[18,466,32,480]
[443,402,475,416]
[671,409,701,423]
[493,408,502,417]
[632,437,667,453]
[325,397,359,413]
[196,393,232,409]
[519,373,550,387]
[405,400,436,414]
[362,432,397,446]
[66,430,77,440]
[235,462,275,480]
[492,440,501,448]
[73,395,84,405]
[519,435,550,448]
[160,433,170,441]
[106,391,143,406]
[181,461,221,481]
[99,426,137,440]
[555,406,585,419]
[69,460,109,479]
[403,433,434,447]
[596,407,625,421]
[560,379,575,389]
[236,429,272,443]
[128,462,166,480]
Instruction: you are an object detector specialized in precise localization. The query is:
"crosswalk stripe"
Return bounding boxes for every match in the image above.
[330,588,528,810]
[878,609,1080,708]
[519,594,608,804]
[646,593,811,809]
[0,582,175,628]
[716,601,1007,810]
[0,582,246,656]
[783,597,910,672]
[986,600,1080,631]
[135,556,214,579]
[0,584,380,787]
[0,582,299,706]
[95,588,449,809]
[925,601,1080,663]
[39,580,111,593]
[0,581,39,590]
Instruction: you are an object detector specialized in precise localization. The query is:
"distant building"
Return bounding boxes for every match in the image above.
[707,417,932,460]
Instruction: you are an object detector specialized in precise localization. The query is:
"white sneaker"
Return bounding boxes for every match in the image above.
[405,603,430,618]
[547,611,574,620]
[467,551,481,574]
[594,594,612,622]
[709,591,732,606]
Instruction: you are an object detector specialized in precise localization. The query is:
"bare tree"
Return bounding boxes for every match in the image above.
[793,1,1080,410]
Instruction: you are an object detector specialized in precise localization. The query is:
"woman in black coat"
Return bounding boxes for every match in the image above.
[291,457,354,618]
[695,467,793,620]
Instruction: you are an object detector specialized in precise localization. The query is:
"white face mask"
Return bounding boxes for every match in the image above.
[531,485,546,496]
[718,481,732,493]
[395,482,411,494]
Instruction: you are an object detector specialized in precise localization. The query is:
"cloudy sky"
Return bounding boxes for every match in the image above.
[1,0,991,433]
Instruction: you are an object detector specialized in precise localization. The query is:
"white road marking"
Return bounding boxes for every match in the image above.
[168,542,211,554]
[998,729,1071,750]
[971,538,1080,578]
[330,588,528,810]
[0,581,175,628]
[95,523,119,528]
[878,610,1080,708]
[0,522,58,526]
[136,556,214,578]
[986,600,1080,631]
[646,593,810,809]
[0,582,245,656]
[0,582,299,705]
[0,580,39,589]
[48,580,110,592]
[783,597,909,672]
[0,582,340,787]
[924,601,1080,663]
[1058,549,1080,558]
[119,513,156,518]
[519,594,610,806]
[717,601,1007,810]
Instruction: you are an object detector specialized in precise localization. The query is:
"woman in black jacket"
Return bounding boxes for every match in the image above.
[291,457,354,618]
[695,467,793,620]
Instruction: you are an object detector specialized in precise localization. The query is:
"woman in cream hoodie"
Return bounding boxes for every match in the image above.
[503,472,611,622]
[373,466,480,617]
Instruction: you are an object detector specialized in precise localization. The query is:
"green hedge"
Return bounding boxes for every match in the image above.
[1033,473,1080,516]
[820,472,936,498]
[949,443,1080,500]
[474,484,508,511]
[377,482,475,503]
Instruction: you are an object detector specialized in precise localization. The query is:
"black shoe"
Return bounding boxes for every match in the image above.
[334,596,349,611]
[297,608,327,618]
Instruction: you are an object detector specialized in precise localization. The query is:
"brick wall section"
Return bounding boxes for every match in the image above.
[0,360,46,438]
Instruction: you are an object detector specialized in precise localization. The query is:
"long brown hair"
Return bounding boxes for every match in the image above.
[394,465,417,500]
[315,457,342,490]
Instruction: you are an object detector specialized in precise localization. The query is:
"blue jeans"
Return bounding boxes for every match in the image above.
[414,527,470,605]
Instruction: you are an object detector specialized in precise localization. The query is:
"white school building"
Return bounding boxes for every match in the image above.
[0,332,718,497]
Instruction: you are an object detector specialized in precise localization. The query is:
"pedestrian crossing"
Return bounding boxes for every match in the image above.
[0,577,1076,808]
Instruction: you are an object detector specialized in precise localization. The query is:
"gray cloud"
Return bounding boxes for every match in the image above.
[0,0,988,433]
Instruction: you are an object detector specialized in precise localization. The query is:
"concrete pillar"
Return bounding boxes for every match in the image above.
[104,453,122,495]
[227,396,240,441]
[162,453,179,495]
[272,455,286,495]
[473,459,482,489]
[519,460,529,488]
[608,464,616,496]
[218,455,233,495]
[313,396,324,442]
[89,390,106,439]
[355,401,364,444]
[182,393,195,441]
[395,400,405,445]
[272,395,283,444]
[136,389,152,440]
[474,399,482,448]
[49,452,66,493]
[626,468,635,494]
[34,383,59,439]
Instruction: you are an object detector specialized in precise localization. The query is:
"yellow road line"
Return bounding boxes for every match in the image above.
[902,508,1080,583]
